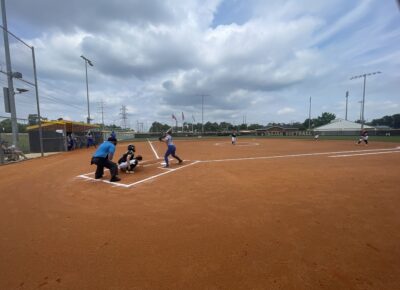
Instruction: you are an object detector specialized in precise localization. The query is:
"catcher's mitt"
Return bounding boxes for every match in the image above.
[136,155,143,161]
[158,136,163,141]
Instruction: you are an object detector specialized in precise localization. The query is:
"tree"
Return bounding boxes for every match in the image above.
[370,114,400,128]
[247,123,264,130]
[149,122,170,132]
[219,122,233,131]
[0,118,11,133]
[0,118,27,133]
[304,112,336,129]
[204,121,219,132]
[238,123,247,130]
[315,112,336,127]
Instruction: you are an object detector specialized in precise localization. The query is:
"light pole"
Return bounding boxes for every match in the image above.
[195,94,209,134]
[1,3,44,156]
[345,91,349,120]
[350,71,381,130]
[202,95,204,133]
[1,0,17,146]
[81,55,93,124]
[308,96,312,130]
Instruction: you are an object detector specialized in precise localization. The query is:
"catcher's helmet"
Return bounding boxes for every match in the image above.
[127,144,135,151]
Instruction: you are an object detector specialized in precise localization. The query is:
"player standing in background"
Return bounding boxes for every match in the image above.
[86,130,96,148]
[231,130,237,145]
[357,130,368,145]
[91,137,120,182]
[159,129,183,168]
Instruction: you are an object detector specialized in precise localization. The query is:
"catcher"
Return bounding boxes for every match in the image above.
[118,144,143,173]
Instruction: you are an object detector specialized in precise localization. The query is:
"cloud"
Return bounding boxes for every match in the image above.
[277,107,296,115]
[1,0,398,126]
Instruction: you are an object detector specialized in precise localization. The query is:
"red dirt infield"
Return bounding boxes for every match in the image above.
[0,138,399,289]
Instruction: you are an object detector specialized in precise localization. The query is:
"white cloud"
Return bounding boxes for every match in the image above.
[1,0,398,126]
[277,107,296,115]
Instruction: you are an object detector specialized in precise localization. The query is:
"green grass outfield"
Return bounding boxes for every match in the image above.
[134,135,400,143]
[250,135,400,142]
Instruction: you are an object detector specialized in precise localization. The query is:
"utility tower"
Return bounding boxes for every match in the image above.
[98,100,105,128]
[120,105,128,129]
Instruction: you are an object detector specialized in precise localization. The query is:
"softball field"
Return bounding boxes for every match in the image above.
[0,138,399,290]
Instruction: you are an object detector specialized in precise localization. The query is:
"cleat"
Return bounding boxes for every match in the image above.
[110,176,121,182]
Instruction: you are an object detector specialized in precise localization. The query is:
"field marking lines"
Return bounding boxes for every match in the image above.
[76,174,131,188]
[147,139,160,159]
[214,142,259,147]
[200,147,400,163]
[157,166,174,170]
[77,147,399,188]
[329,150,400,158]
[125,161,200,187]
[76,160,200,188]
[139,159,163,167]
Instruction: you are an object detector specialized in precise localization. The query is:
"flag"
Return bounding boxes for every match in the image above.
[182,112,185,121]
[172,114,177,120]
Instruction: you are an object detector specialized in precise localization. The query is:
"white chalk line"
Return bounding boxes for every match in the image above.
[125,161,200,187]
[76,174,130,188]
[76,161,199,188]
[157,166,174,170]
[200,147,400,163]
[329,150,400,158]
[215,142,259,147]
[147,139,160,159]
[77,147,399,188]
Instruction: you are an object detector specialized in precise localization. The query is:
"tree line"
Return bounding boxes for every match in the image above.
[1,113,399,133]
[149,112,338,132]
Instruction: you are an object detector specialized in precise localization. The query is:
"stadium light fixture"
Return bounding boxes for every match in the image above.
[11,71,22,78]
[15,88,28,94]
[350,71,381,130]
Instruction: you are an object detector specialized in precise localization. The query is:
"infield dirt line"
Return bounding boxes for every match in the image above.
[125,161,200,187]
[200,147,400,163]
[76,175,131,188]
[76,161,200,188]
[147,139,160,159]
[329,150,400,158]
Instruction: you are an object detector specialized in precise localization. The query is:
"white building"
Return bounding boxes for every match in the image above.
[314,119,375,135]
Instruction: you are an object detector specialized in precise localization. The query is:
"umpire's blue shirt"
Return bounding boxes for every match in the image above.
[93,141,115,158]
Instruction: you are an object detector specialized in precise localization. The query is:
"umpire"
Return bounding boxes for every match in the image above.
[91,137,121,182]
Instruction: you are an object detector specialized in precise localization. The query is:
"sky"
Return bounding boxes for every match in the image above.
[0,0,399,130]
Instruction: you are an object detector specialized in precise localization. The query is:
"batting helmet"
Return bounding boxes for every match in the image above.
[127,144,135,151]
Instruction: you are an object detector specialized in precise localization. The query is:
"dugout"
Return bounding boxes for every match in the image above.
[27,120,101,153]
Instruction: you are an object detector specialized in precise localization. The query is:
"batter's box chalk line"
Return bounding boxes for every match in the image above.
[76,146,399,188]
[76,160,200,188]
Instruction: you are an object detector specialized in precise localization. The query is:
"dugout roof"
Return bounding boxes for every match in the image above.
[27,120,99,132]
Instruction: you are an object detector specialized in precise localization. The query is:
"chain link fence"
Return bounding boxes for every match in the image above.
[0,116,30,163]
